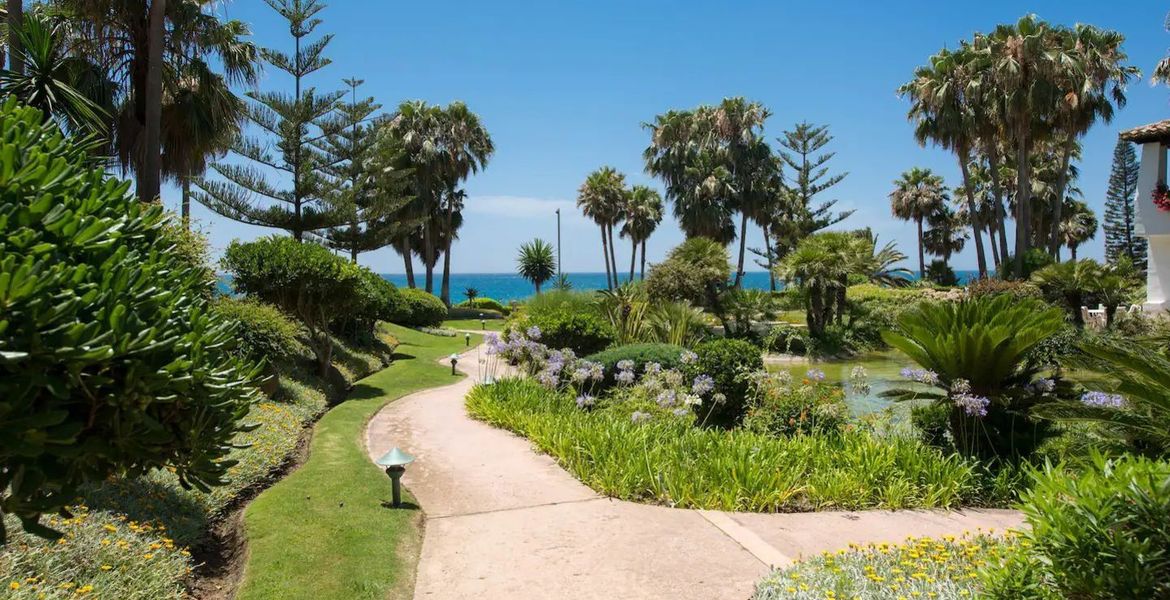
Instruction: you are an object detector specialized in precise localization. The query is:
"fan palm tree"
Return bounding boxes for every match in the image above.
[1061,200,1098,261]
[577,166,628,290]
[437,102,493,306]
[516,239,557,294]
[389,100,447,292]
[620,185,664,281]
[923,202,969,269]
[889,167,948,278]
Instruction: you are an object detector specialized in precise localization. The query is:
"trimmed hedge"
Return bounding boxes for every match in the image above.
[687,338,764,426]
[529,311,615,356]
[397,288,447,327]
[213,297,304,362]
[586,343,686,389]
[458,297,509,314]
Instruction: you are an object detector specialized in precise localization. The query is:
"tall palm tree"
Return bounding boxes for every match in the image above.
[711,97,772,288]
[620,185,664,281]
[923,202,969,269]
[889,167,947,278]
[1061,200,1098,261]
[900,45,989,277]
[1045,24,1136,257]
[436,102,493,306]
[577,166,628,290]
[7,0,22,74]
[516,239,556,294]
[389,100,446,292]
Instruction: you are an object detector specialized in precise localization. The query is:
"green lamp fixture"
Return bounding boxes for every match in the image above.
[465,332,471,346]
[449,353,459,375]
[376,447,415,507]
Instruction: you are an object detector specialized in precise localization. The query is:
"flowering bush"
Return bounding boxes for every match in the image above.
[743,370,849,436]
[1154,180,1170,212]
[685,339,764,426]
[753,532,1017,600]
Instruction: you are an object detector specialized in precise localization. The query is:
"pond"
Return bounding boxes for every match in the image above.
[766,350,924,416]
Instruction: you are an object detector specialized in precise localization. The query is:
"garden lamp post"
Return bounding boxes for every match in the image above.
[479,313,485,330]
[376,447,415,507]
[465,332,471,346]
[449,353,459,376]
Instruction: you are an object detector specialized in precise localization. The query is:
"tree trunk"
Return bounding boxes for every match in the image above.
[958,149,987,278]
[988,222,1000,268]
[599,227,611,290]
[734,210,749,289]
[1014,136,1032,278]
[1049,137,1075,257]
[181,177,191,229]
[140,0,166,203]
[916,217,925,279]
[423,220,434,293]
[986,144,1011,264]
[763,225,776,292]
[629,238,636,282]
[1070,244,1078,261]
[401,238,415,288]
[640,239,647,280]
[606,224,619,285]
[7,0,23,74]
[440,205,453,306]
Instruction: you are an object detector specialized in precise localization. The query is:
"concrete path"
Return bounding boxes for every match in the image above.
[366,347,1022,599]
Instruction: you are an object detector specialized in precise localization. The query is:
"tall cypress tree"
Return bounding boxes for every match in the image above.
[194,0,344,241]
[1103,139,1148,271]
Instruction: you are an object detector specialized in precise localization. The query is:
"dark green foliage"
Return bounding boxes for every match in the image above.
[457,296,508,314]
[336,269,406,339]
[688,338,764,426]
[645,237,730,308]
[585,343,686,389]
[528,312,615,356]
[925,259,958,286]
[984,455,1170,599]
[910,402,953,448]
[0,100,261,542]
[998,248,1053,280]
[396,288,447,327]
[966,278,1043,301]
[883,295,1070,460]
[221,235,363,376]
[743,374,848,436]
[212,297,303,362]
[1103,140,1148,272]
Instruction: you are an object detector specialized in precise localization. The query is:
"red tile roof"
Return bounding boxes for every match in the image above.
[1119,120,1170,144]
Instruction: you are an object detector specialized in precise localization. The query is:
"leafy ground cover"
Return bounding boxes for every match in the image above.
[467,378,991,512]
[235,324,475,600]
[442,318,506,331]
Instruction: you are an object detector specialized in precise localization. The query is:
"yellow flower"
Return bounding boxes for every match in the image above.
[102,524,117,533]
[9,581,20,590]
[77,584,94,594]
[100,565,113,571]
[144,553,155,560]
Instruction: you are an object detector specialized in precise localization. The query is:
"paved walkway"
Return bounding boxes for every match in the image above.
[366,347,1022,599]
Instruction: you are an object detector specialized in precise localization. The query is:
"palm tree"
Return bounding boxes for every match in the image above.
[1061,200,1098,261]
[516,239,556,294]
[389,100,446,291]
[889,167,947,278]
[577,166,628,290]
[923,202,969,269]
[620,185,664,281]
[900,45,989,277]
[6,0,22,74]
[436,102,493,306]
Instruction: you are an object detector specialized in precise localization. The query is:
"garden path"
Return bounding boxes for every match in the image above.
[366,346,1022,600]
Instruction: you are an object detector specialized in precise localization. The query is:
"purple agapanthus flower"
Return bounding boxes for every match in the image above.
[680,350,698,365]
[900,367,939,385]
[616,370,636,385]
[656,389,677,408]
[576,394,596,409]
[616,359,636,372]
[1081,391,1126,409]
[526,325,542,340]
[644,362,663,375]
[692,374,715,396]
[536,370,559,388]
[953,393,990,417]
[631,411,652,423]
[1032,378,1056,393]
[805,369,826,382]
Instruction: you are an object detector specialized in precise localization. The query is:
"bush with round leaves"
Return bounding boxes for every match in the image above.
[396,287,448,327]
[0,99,262,543]
[686,338,764,426]
[211,297,303,363]
[222,235,365,376]
[528,311,616,356]
[585,343,686,390]
[334,269,406,339]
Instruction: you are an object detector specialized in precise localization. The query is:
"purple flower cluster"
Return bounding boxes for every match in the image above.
[526,325,542,340]
[631,411,652,424]
[1081,391,1126,409]
[805,368,826,382]
[656,389,677,408]
[953,393,990,417]
[692,374,715,396]
[644,362,663,375]
[576,394,596,409]
[680,350,698,365]
[900,367,940,385]
[616,360,636,385]
[1031,378,1056,393]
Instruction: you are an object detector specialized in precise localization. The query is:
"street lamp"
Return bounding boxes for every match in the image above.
[449,353,459,375]
[465,332,471,346]
[479,313,486,330]
[376,447,415,507]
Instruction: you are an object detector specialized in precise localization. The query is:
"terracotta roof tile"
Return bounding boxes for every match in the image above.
[1119,120,1170,144]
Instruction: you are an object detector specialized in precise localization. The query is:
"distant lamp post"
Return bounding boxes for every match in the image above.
[479,314,486,330]
[449,353,459,375]
[376,447,415,507]
[465,332,471,346]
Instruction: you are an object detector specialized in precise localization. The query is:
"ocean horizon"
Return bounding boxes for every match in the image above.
[377,270,982,303]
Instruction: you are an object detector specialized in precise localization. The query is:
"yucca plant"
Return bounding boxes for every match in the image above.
[648,301,708,347]
[597,282,651,344]
[882,295,1071,460]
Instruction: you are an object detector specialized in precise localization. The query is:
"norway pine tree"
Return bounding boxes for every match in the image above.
[1103,140,1148,271]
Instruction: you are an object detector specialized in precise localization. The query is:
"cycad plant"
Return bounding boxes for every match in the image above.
[516,239,556,294]
[648,301,707,347]
[598,283,650,345]
[882,295,1069,460]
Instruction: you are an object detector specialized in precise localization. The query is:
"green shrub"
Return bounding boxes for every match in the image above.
[586,343,686,388]
[0,99,262,541]
[743,372,848,436]
[467,378,983,512]
[520,289,600,320]
[986,454,1170,599]
[335,269,406,340]
[645,238,730,308]
[448,306,505,320]
[688,338,763,426]
[458,297,508,314]
[222,235,364,376]
[528,311,615,356]
[396,288,447,327]
[966,278,1043,301]
[213,297,303,363]
[999,248,1054,280]
[925,259,958,286]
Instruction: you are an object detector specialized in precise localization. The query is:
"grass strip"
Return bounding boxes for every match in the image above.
[236,324,475,600]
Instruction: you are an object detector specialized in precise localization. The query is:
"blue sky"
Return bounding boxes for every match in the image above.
[176,0,1170,273]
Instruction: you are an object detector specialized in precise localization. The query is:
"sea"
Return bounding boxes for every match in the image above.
[378,271,982,303]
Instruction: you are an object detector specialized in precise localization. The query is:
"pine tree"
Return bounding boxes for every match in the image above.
[771,122,854,256]
[315,78,411,262]
[193,0,344,241]
[1103,139,1148,271]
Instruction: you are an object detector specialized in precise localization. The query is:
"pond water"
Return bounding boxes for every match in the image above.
[767,351,923,416]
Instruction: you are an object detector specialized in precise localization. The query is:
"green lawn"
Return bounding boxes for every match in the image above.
[442,317,506,332]
[236,324,477,600]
